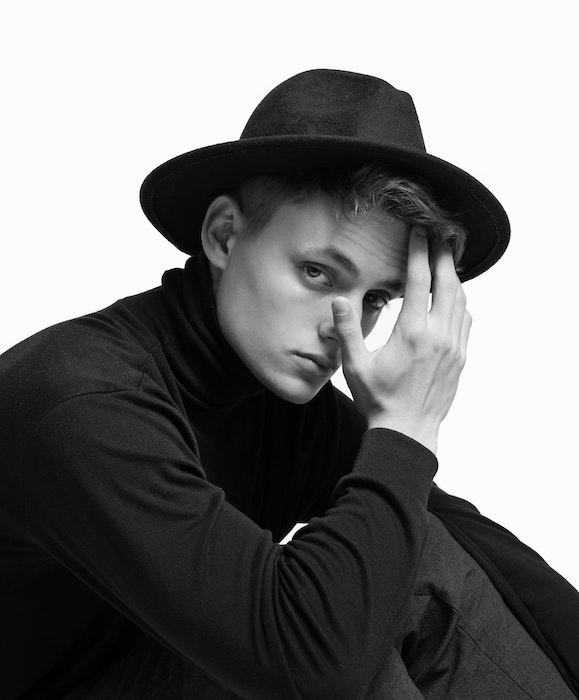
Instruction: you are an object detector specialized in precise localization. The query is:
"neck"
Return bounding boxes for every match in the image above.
[157,251,266,410]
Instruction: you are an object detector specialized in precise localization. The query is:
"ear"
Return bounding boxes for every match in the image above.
[200,195,246,272]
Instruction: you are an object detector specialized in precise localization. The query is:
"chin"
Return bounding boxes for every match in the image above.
[261,373,329,404]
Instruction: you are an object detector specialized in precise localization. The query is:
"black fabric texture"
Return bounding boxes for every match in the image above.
[1,252,437,700]
[428,485,579,697]
[1,251,577,698]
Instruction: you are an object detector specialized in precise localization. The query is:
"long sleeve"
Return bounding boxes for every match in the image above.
[23,383,437,700]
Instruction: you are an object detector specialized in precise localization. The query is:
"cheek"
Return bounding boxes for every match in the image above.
[244,263,314,318]
[219,262,295,340]
[219,253,329,349]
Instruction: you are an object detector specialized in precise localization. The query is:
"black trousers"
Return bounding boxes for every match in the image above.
[367,513,575,699]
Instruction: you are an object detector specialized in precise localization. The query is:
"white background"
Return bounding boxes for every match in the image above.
[2,2,577,588]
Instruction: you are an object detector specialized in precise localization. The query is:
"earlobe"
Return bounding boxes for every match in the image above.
[200,195,245,271]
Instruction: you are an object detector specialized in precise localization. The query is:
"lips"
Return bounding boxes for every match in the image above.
[298,353,340,371]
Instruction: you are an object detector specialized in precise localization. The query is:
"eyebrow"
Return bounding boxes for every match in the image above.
[303,245,405,294]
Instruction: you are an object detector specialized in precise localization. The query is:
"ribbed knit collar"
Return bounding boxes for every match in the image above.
[160,252,265,410]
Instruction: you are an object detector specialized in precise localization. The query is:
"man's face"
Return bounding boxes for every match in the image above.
[214,196,408,404]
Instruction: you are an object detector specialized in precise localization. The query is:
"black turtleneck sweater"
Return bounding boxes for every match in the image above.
[0,253,438,699]
[3,254,579,699]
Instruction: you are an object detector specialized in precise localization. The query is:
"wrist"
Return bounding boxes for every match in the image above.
[366,411,439,455]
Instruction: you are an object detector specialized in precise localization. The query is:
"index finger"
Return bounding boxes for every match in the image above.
[399,226,432,321]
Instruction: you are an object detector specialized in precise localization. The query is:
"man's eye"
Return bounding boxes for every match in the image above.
[302,265,331,285]
[365,292,390,311]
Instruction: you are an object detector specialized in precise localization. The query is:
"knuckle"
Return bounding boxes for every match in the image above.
[400,323,425,348]
[338,327,357,344]
[409,271,431,289]
[433,336,452,353]
[437,276,456,293]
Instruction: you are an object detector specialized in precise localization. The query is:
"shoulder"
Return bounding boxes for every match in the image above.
[0,294,162,435]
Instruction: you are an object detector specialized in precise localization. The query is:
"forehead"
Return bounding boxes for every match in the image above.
[261,197,409,284]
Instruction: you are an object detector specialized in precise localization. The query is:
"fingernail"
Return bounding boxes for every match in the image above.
[413,225,427,238]
[332,298,350,316]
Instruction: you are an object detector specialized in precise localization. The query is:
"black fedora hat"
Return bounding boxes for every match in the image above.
[140,68,510,282]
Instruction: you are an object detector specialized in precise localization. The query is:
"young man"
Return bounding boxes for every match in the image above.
[1,70,577,699]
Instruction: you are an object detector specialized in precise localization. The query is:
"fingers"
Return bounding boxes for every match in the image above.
[401,228,461,324]
[431,240,459,328]
[398,227,470,363]
[459,307,472,362]
[399,226,431,320]
[450,282,467,346]
[331,297,367,372]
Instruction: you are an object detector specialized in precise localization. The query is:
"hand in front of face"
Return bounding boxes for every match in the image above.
[332,226,472,455]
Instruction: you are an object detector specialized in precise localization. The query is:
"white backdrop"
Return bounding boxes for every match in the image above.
[2,1,577,589]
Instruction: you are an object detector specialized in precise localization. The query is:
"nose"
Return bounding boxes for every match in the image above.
[319,298,374,346]
[319,318,340,346]
[318,296,364,347]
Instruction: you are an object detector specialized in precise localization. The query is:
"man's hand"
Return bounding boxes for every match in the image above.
[332,226,472,455]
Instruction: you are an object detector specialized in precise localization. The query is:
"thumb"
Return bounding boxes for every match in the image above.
[331,297,366,371]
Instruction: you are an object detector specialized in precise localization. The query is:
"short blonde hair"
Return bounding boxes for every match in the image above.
[233,163,468,271]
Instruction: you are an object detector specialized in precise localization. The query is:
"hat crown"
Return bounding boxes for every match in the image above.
[241,69,426,152]
[141,68,510,282]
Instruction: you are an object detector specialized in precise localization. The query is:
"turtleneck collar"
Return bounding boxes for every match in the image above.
[159,251,265,410]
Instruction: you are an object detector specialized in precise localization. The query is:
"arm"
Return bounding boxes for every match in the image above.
[24,386,436,700]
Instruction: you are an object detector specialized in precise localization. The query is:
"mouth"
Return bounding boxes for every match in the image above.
[296,353,340,376]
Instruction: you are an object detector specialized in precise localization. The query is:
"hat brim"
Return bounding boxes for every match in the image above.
[140,135,510,283]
